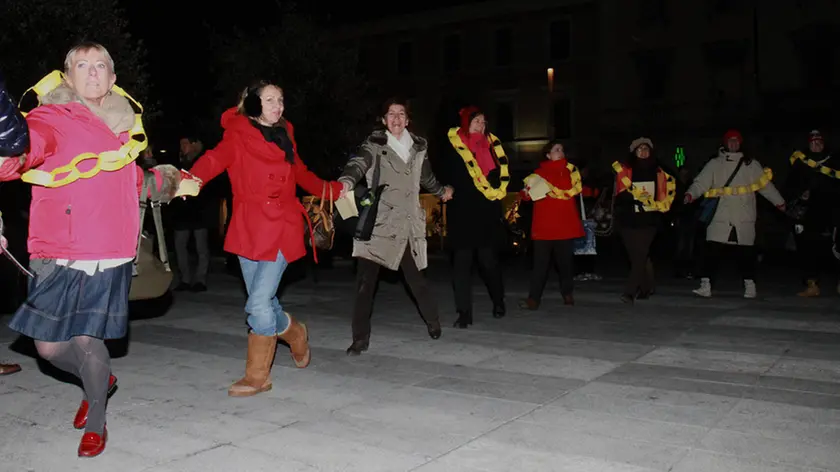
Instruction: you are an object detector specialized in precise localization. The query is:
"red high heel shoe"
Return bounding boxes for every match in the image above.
[73,375,117,429]
[78,426,107,457]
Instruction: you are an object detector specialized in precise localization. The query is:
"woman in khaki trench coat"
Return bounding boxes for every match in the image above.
[338,98,453,356]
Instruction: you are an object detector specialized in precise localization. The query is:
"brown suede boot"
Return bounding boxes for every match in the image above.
[228,332,277,397]
[518,298,539,310]
[277,312,310,368]
[797,280,820,297]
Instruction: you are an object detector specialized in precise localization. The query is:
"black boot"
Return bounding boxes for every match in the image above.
[492,301,506,319]
[427,323,442,339]
[452,310,472,329]
[345,339,369,356]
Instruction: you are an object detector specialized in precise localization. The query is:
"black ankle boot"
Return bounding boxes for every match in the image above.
[345,339,369,356]
[492,301,506,319]
[452,311,472,329]
[427,324,442,339]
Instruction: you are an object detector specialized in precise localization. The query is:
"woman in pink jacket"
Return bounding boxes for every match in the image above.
[0,42,188,458]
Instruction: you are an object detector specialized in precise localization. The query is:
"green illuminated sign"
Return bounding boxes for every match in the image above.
[674,146,686,167]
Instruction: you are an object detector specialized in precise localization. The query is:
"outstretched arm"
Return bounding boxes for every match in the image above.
[0,110,58,181]
[293,153,343,199]
[338,146,373,190]
[420,156,448,198]
[685,160,716,202]
[189,134,236,186]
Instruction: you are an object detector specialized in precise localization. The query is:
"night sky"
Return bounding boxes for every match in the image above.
[117,0,492,146]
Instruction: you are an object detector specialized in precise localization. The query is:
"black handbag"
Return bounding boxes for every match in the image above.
[335,152,387,241]
[698,157,744,225]
[354,153,387,242]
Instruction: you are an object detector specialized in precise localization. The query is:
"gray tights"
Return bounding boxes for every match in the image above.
[35,336,111,434]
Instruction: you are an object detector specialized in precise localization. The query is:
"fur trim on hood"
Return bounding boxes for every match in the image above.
[40,82,135,135]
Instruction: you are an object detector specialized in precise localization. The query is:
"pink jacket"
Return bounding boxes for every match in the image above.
[0,102,155,260]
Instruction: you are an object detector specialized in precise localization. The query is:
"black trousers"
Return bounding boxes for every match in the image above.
[574,255,596,274]
[529,239,575,300]
[620,227,656,295]
[452,247,504,314]
[795,230,837,282]
[352,250,440,342]
[701,241,756,283]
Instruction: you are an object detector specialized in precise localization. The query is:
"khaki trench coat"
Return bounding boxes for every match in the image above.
[339,130,446,270]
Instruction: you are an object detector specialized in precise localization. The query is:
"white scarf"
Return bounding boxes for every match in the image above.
[386,130,414,163]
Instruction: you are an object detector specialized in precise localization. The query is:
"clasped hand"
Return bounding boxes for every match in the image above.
[441,185,454,202]
[174,170,202,198]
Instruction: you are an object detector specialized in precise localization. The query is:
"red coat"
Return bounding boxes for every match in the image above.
[522,159,585,241]
[190,108,342,262]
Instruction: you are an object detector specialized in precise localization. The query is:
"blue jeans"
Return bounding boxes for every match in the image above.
[238,250,290,336]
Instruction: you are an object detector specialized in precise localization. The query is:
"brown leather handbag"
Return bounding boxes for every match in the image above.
[304,183,335,251]
[129,173,173,300]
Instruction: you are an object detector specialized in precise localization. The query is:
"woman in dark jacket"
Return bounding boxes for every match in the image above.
[441,106,509,328]
[612,137,676,303]
[0,70,27,376]
[786,130,840,296]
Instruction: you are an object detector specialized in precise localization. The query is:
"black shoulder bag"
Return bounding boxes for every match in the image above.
[354,152,387,241]
[697,158,744,225]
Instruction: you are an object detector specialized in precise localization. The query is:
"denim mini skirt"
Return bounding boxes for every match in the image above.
[8,259,132,342]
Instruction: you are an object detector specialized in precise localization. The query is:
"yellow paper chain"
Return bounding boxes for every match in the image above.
[448,128,510,201]
[17,70,148,188]
[524,162,582,200]
[611,161,676,212]
[790,151,840,179]
[702,167,773,197]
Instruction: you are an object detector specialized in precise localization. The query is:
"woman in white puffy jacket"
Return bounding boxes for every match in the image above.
[684,129,786,298]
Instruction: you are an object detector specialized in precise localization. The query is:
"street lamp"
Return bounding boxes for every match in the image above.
[547,67,554,93]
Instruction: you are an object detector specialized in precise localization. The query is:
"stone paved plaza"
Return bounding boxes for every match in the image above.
[2,258,839,471]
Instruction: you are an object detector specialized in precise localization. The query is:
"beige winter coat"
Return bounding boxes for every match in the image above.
[687,150,784,246]
[339,130,446,270]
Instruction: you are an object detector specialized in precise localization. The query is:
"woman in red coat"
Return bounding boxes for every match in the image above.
[519,139,584,309]
[190,81,343,397]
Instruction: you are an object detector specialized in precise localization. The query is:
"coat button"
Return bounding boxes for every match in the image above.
[269,174,275,180]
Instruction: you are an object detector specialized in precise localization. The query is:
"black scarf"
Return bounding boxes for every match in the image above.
[252,121,295,164]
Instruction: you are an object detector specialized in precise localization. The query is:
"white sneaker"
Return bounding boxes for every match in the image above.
[744,279,757,299]
[693,278,711,297]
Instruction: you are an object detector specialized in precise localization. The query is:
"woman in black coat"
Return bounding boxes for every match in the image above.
[440,106,509,328]
[0,70,28,376]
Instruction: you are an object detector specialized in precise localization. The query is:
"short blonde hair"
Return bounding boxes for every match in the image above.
[64,42,115,73]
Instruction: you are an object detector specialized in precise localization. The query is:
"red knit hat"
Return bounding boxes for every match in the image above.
[459,106,482,131]
[723,129,742,144]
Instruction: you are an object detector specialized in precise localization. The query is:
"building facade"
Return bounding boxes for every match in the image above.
[331,0,600,170]
[332,0,839,174]
[597,0,840,171]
